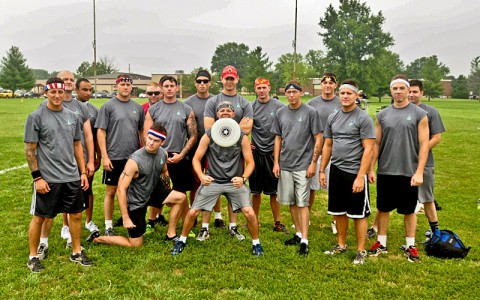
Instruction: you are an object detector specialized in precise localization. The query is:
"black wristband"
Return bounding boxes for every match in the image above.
[31,170,42,179]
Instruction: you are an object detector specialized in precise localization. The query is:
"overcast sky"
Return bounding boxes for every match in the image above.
[1,0,479,77]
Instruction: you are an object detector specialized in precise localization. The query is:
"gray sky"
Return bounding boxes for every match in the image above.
[1,0,478,77]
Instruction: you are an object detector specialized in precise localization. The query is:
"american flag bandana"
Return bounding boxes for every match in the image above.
[116,77,133,84]
[44,83,65,91]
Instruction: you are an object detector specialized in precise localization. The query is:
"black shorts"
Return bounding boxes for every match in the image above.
[377,174,418,214]
[147,183,172,208]
[327,164,371,219]
[31,181,85,218]
[102,159,128,186]
[249,150,278,195]
[167,154,193,193]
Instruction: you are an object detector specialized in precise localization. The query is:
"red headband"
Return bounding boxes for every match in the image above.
[254,78,270,87]
[116,77,133,84]
[44,83,65,91]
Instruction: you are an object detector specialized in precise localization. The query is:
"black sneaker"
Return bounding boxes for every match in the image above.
[155,215,168,226]
[163,235,179,243]
[113,217,123,227]
[214,218,226,229]
[298,243,309,256]
[229,226,245,241]
[86,230,100,242]
[368,241,388,257]
[404,245,421,263]
[252,244,264,257]
[27,257,45,273]
[284,234,301,246]
[105,228,116,236]
[367,227,377,239]
[70,250,93,267]
[273,222,290,234]
[171,241,186,256]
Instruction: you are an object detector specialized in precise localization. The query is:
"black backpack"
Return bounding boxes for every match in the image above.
[425,229,471,259]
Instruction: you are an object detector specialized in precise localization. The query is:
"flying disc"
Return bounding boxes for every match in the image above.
[211,118,241,147]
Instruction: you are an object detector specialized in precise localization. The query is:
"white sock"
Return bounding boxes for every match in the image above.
[378,235,387,246]
[215,212,222,219]
[406,237,415,247]
[295,232,303,239]
[29,256,38,260]
[229,223,236,229]
[40,237,48,247]
[300,238,308,245]
[252,239,260,246]
[179,236,187,243]
[202,223,209,229]
[105,220,112,229]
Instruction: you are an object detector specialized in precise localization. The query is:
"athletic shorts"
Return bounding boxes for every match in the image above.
[167,154,194,193]
[376,174,418,214]
[192,182,251,213]
[147,183,171,208]
[102,159,128,186]
[277,170,311,207]
[327,164,371,219]
[30,181,85,218]
[249,150,277,195]
[418,167,434,203]
[310,157,330,191]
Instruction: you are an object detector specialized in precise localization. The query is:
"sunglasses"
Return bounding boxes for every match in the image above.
[146,91,161,96]
[195,79,210,84]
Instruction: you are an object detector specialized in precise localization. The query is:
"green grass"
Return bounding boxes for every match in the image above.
[0,97,479,299]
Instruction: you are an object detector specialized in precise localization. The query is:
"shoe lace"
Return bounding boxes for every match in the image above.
[409,246,419,257]
[371,241,381,250]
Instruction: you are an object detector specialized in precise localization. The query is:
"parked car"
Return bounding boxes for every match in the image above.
[25,92,42,98]
[0,90,13,98]
[138,93,146,98]
[107,91,117,98]
[93,92,108,98]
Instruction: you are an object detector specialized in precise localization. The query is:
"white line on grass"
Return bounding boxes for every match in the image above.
[0,163,28,175]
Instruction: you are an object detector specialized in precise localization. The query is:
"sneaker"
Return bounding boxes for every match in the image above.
[144,224,155,235]
[353,250,368,265]
[273,222,290,234]
[421,229,433,244]
[404,245,420,263]
[70,250,93,267]
[171,241,186,256]
[155,215,168,226]
[196,227,210,241]
[27,257,45,273]
[86,230,100,242]
[214,218,225,229]
[85,221,99,233]
[37,243,48,260]
[298,242,309,256]
[324,244,348,255]
[105,228,116,236]
[331,221,337,234]
[229,226,245,241]
[367,227,377,239]
[368,241,388,256]
[284,234,301,246]
[252,244,264,257]
[163,235,179,243]
[113,217,123,227]
[60,225,71,240]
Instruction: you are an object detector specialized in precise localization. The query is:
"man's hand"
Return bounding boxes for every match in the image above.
[200,174,214,186]
[35,179,50,194]
[123,217,136,229]
[273,163,280,178]
[167,153,183,164]
[231,176,244,189]
[86,161,95,177]
[368,170,376,184]
[411,172,423,186]
[320,173,327,189]
[352,177,365,193]
[306,163,316,178]
[80,174,89,191]
[103,156,113,172]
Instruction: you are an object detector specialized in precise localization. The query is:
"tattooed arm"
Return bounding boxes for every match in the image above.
[307,132,323,178]
[171,110,197,164]
[25,142,50,194]
[116,159,138,229]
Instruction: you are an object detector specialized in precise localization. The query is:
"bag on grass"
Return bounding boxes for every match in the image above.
[425,229,471,259]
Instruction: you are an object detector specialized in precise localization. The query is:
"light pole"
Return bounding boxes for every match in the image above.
[93,0,97,97]
[293,0,298,80]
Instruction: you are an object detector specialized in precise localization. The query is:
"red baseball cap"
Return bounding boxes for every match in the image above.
[221,65,239,79]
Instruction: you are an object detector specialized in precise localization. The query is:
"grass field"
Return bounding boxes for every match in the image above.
[0,97,479,299]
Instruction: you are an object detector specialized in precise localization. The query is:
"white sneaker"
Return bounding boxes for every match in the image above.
[331,221,337,234]
[85,221,99,233]
[61,225,71,240]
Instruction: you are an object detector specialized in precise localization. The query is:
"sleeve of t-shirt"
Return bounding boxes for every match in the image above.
[270,112,281,136]
[323,115,333,139]
[242,100,253,118]
[416,108,428,124]
[429,110,446,135]
[24,114,39,143]
[74,117,82,141]
[310,109,323,135]
[204,95,218,118]
[79,104,90,124]
[359,114,376,139]
[95,104,108,130]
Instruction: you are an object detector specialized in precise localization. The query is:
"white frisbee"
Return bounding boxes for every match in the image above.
[211,118,241,147]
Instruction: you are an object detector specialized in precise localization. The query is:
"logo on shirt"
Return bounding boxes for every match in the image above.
[133,110,137,114]
[236,103,240,108]
[160,159,164,164]
[66,119,74,126]
[74,109,80,115]
[298,116,303,122]
[177,110,181,116]
[348,120,355,127]
[334,107,339,113]
[407,114,412,121]
[270,110,275,116]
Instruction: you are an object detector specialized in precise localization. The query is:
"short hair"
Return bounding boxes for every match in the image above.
[57,70,74,78]
[321,72,337,83]
[409,79,424,91]
[46,77,65,85]
[391,74,408,81]
[146,81,160,88]
[75,78,90,89]
[159,75,178,86]
[285,79,302,87]
[150,123,167,136]
[339,79,357,88]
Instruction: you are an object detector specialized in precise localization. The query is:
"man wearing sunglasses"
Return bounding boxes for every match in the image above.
[142,82,163,115]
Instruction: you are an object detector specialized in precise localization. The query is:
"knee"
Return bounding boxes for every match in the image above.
[69,212,82,222]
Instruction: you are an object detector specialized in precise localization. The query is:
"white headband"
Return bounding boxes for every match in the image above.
[390,79,410,88]
[339,84,358,93]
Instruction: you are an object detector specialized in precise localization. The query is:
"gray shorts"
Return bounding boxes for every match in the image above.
[277,170,311,207]
[192,182,251,213]
[418,166,434,203]
[310,158,330,191]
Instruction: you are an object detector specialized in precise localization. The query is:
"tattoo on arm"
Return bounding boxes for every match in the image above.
[25,143,38,171]
[181,112,198,156]
[312,148,320,164]
[122,171,129,180]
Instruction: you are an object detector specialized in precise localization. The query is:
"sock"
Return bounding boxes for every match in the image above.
[40,237,48,247]
[202,223,209,229]
[406,237,415,247]
[295,232,303,239]
[300,238,308,245]
[179,236,187,243]
[148,219,156,227]
[378,235,387,246]
[215,212,222,219]
[229,223,236,230]
[252,239,260,246]
[105,220,113,229]
[29,256,39,260]
[429,221,439,232]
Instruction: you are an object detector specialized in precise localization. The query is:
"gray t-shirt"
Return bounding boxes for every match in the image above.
[148,100,193,153]
[307,96,341,127]
[324,106,375,174]
[419,103,446,167]
[271,104,322,172]
[127,147,167,211]
[376,103,428,176]
[205,130,245,183]
[24,105,82,183]
[251,98,285,153]
[204,93,253,124]
[184,94,214,141]
[95,97,145,160]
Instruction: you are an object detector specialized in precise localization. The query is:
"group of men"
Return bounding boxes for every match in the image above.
[24,64,444,272]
